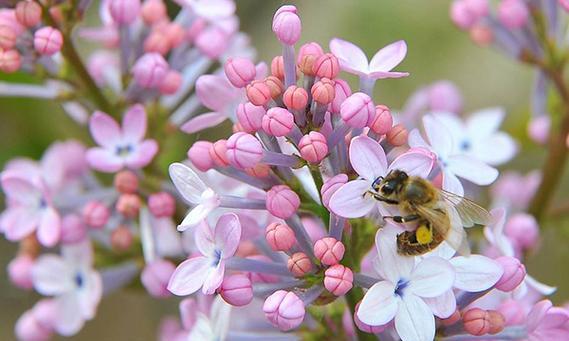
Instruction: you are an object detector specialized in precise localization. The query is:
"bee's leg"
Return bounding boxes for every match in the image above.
[383,214,421,223]
[366,191,399,205]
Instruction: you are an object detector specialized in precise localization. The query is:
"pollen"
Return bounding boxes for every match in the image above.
[416,225,433,244]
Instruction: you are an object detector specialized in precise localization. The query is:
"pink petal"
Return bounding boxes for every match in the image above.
[122,104,147,143]
[54,293,84,336]
[214,213,241,257]
[125,140,159,170]
[358,280,399,326]
[86,147,124,173]
[349,135,388,181]
[328,180,376,218]
[202,260,225,295]
[447,155,498,186]
[190,0,235,20]
[395,293,435,341]
[37,207,61,247]
[195,220,215,256]
[368,70,410,79]
[89,111,121,148]
[179,298,198,330]
[329,38,369,75]
[0,173,41,206]
[32,255,74,295]
[196,75,237,112]
[389,148,434,178]
[180,112,228,134]
[541,308,569,329]
[408,129,430,149]
[409,257,455,298]
[369,40,407,72]
[2,208,40,241]
[423,290,456,318]
[527,300,553,332]
[167,256,210,296]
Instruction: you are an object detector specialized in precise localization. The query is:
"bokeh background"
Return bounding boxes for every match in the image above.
[1,0,568,340]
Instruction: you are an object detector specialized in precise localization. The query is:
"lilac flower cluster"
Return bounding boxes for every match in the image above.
[1,1,568,341]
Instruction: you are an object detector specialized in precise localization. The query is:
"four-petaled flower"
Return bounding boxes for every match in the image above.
[86,104,158,173]
[525,300,569,341]
[168,213,241,296]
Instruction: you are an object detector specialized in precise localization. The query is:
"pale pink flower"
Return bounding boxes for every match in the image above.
[86,105,158,173]
[525,300,569,340]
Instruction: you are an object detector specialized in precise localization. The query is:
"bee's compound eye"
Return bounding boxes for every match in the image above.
[381,183,394,195]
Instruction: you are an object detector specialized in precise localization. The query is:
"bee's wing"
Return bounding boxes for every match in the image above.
[438,190,490,227]
[415,203,471,256]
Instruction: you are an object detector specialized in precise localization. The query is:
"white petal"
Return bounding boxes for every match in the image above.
[53,293,85,336]
[466,107,505,140]
[169,163,208,204]
[349,135,388,181]
[328,180,377,218]
[188,314,215,341]
[211,296,232,340]
[62,240,93,267]
[376,228,414,282]
[32,255,74,295]
[408,129,430,149]
[178,204,212,231]
[450,255,503,292]
[525,275,557,296]
[395,294,435,341]
[167,256,210,296]
[369,40,407,72]
[329,38,369,75]
[423,290,456,319]
[423,115,453,157]
[357,281,399,326]
[447,155,498,186]
[409,257,454,298]
[77,271,102,319]
[470,132,517,166]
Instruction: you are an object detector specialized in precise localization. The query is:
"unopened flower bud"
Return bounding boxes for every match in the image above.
[226,132,263,169]
[324,264,353,296]
[297,42,324,75]
[165,23,185,48]
[111,225,133,251]
[266,222,296,251]
[263,290,305,331]
[450,0,487,29]
[188,141,214,171]
[487,310,505,335]
[341,92,375,128]
[329,79,352,114]
[0,48,21,73]
[266,185,300,219]
[369,104,393,135]
[299,132,328,164]
[528,115,550,145]
[116,194,141,218]
[283,85,308,111]
[386,124,408,146]
[0,26,16,50]
[237,102,266,133]
[141,259,175,298]
[311,78,335,104]
[210,139,230,167]
[187,18,206,42]
[33,27,63,56]
[132,53,169,88]
[321,174,348,209]
[159,70,182,95]
[195,27,229,59]
[262,107,294,137]
[463,308,491,336]
[495,256,526,291]
[428,80,463,113]
[313,53,340,79]
[225,57,256,88]
[144,32,170,55]
[271,55,285,79]
[272,5,301,45]
[15,309,53,341]
[8,254,34,290]
[246,80,272,106]
[504,213,539,249]
[15,1,42,28]
[498,0,528,29]
[314,237,345,266]
[109,0,141,25]
[287,252,312,277]
[470,24,493,46]
[219,274,253,306]
[141,0,167,25]
[148,192,176,218]
[114,170,139,194]
[265,76,284,99]
[82,201,110,229]
[60,214,87,244]
[441,310,461,326]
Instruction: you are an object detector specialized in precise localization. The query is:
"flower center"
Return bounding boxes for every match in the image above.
[394,278,409,297]
[74,272,84,288]
[115,144,133,157]
[460,139,471,151]
[212,249,223,267]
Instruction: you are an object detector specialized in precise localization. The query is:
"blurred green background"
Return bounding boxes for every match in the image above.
[1,0,568,340]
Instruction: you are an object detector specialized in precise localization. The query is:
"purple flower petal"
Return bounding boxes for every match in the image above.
[329,38,369,75]
[358,280,399,326]
[0,173,41,206]
[167,256,210,296]
[369,40,407,72]
[328,180,376,218]
[196,75,238,112]
[32,255,74,295]
[214,213,241,258]
[202,259,225,295]
[423,290,456,319]
[349,135,388,180]
[89,111,121,148]
[122,104,147,143]
[37,207,61,247]
[180,112,228,134]
[86,147,124,173]
[389,148,434,178]
[125,140,159,169]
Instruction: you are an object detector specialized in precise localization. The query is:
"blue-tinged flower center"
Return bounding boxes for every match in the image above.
[74,272,84,288]
[212,249,223,267]
[115,144,133,157]
[38,197,47,209]
[394,278,409,297]
[460,139,471,151]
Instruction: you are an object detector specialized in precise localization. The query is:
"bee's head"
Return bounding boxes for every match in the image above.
[375,170,408,197]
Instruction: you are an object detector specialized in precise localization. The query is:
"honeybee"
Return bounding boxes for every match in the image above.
[368,169,490,256]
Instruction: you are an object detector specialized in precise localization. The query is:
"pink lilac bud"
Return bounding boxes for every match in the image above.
[266,222,296,252]
[266,185,300,219]
[8,254,34,290]
[495,256,526,291]
[311,78,335,104]
[144,32,170,55]
[188,141,214,171]
[450,0,483,30]
[314,237,345,266]
[313,53,340,79]
[498,0,529,29]
[187,17,206,42]
[32,300,57,333]
[262,107,294,137]
[283,85,308,110]
[195,27,228,59]
[369,104,393,135]
[272,5,301,45]
[263,290,305,331]
[324,264,353,296]
[132,53,169,88]
[0,26,16,50]
[165,23,185,48]
[330,79,352,114]
[219,274,253,306]
[210,139,230,167]
[321,174,348,209]
[82,201,110,228]
[15,310,52,341]
[159,70,182,95]
[528,115,550,144]
[109,0,141,25]
[245,163,271,178]
[111,225,133,251]
[237,102,266,133]
[341,92,375,128]
[299,132,328,164]
[287,252,312,277]
[15,1,42,28]
[297,42,324,76]
[141,259,175,298]
[33,27,63,56]
[428,81,463,113]
[487,310,505,335]
[463,308,491,336]
[0,48,21,73]
[60,214,87,244]
[354,302,387,334]
[148,192,176,218]
[246,80,272,106]
[504,213,539,249]
[226,132,264,169]
[141,0,166,24]
[114,170,139,194]
[386,124,409,146]
[470,24,494,46]
[225,57,256,88]
[271,56,285,80]
[116,194,141,218]
[266,76,284,99]
[441,310,462,326]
